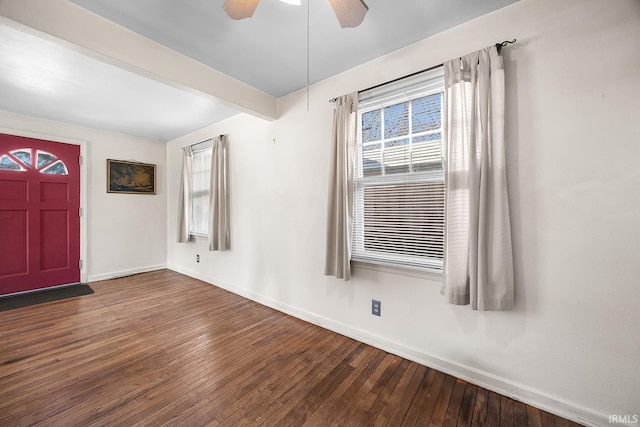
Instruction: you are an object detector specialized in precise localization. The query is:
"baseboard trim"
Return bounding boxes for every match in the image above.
[168,265,610,427]
[88,264,167,282]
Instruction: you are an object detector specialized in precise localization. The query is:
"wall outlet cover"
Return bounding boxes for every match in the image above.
[372,299,381,316]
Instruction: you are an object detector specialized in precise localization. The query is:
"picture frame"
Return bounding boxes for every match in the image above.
[107,159,156,195]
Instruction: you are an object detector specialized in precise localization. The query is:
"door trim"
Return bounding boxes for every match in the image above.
[0,126,88,284]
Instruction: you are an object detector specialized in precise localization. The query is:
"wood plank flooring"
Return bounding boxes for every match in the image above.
[0,270,582,426]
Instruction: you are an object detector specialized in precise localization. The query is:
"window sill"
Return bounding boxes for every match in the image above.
[190,232,207,239]
[351,260,443,282]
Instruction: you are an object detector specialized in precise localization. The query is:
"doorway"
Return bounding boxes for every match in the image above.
[0,133,81,296]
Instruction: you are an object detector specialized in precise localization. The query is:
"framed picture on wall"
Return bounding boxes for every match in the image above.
[107,159,156,194]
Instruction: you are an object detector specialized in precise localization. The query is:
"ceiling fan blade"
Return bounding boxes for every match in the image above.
[327,0,369,28]
[222,0,261,20]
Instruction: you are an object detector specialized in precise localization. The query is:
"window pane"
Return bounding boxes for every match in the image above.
[362,109,381,142]
[37,151,56,169]
[192,149,211,193]
[412,133,442,172]
[41,160,68,175]
[362,182,444,259]
[192,194,209,234]
[412,93,442,133]
[11,150,32,168]
[362,143,382,177]
[383,138,410,175]
[384,102,409,138]
[0,155,23,171]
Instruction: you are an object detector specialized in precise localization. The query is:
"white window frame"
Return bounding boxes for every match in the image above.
[190,140,212,237]
[352,67,445,273]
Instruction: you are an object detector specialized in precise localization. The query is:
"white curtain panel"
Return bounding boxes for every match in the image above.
[325,93,357,280]
[442,46,514,310]
[176,145,193,243]
[208,135,230,251]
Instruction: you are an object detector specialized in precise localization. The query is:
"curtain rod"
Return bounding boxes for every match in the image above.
[329,39,516,103]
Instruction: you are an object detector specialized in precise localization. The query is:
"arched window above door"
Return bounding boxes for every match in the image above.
[0,149,68,175]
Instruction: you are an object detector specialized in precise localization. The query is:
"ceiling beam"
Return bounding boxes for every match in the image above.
[0,0,278,121]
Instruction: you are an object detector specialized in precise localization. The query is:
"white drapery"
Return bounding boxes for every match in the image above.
[442,46,514,310]
[176,145,193,243]
[208,135,230,251]
[325,93,357,280]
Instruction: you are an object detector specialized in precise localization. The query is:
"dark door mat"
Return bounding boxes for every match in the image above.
[0,284,94,312]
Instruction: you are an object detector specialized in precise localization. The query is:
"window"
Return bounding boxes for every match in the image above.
[352,68,445,271]
[0,148,68,175]
[191,142,212,235]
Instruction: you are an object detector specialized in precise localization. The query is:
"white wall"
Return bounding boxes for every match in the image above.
[0,111,167,281]
[166,0,640,425]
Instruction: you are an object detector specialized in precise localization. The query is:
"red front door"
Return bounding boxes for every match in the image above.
[0,133,81,295]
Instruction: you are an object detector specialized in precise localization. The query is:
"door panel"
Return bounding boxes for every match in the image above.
[0,210,28,276]
[40,182,69,202]
[0,179,28,202]
[41,210,70,271]
[0,133,80,295]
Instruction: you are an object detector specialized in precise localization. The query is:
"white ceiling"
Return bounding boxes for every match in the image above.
[0,22,240,141]
[0,0,519,141]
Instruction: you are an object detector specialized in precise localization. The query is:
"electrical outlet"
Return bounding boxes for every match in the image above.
[196,254,200,263]
[372,299,381,317]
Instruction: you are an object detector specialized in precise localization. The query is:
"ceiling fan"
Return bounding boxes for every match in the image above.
[222,0,369,28]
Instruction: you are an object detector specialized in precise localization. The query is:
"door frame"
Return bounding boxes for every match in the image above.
[0,126,88,284]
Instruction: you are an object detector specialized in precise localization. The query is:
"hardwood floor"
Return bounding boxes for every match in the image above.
[0,270,582,426]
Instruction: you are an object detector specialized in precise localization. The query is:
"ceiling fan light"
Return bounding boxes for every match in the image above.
[279,0,301,5]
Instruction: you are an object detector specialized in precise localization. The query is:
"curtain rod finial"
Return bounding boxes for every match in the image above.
[496,39,517,53]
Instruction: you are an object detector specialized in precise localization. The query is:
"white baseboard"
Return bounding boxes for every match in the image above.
[88,264,167,282]
[167,265,611,427]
